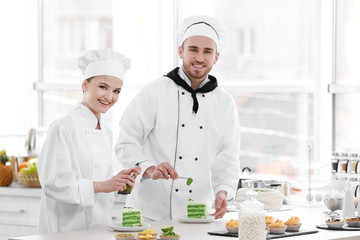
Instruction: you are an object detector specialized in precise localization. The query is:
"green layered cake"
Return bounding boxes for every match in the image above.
[187,199,206,219]
[122,207,143,227]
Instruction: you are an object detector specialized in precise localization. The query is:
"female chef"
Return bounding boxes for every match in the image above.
[37,49,141,234]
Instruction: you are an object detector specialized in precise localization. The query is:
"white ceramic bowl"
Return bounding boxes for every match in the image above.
[269,226,287,234]
[285,224,301,232]
[326,221,344,229]
[225,225,238,233]
[346,218,360,227]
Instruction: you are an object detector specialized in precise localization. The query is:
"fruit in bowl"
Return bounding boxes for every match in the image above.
[326,218,344,229]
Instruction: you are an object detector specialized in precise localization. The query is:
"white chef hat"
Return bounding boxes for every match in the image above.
[178,15,226,51]
[78,48,131,81]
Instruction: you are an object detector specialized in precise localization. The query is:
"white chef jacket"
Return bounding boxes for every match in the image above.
[37,103,114,234]
[114,68,240,221]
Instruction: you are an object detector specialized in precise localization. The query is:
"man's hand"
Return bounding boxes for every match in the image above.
[210,190,227,219]
[144,162,178,180]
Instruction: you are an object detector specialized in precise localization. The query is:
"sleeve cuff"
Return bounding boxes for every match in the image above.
[137,161,155,182]
[78,178,95,206]
[214,184,237,201]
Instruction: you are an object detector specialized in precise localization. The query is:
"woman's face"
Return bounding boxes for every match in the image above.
[82,75,123,117]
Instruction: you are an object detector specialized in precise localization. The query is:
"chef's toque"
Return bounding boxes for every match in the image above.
[178,15,226,51]
[78,48,131,81]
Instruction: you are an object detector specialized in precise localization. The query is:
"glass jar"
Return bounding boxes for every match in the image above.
[331,152,339,173]
[349,153,359,174]
[340,153,349,173]
[238,191,265,240]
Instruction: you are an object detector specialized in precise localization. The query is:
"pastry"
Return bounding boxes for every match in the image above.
[187,199,206,219]
[115,232,136,240]
[122,207,143,227]
[326,217,344,229]
[268,219,287,234]
[265,216,274,226]
[225,219,238,233]
[138,229,157,238]
[285,216,301,231]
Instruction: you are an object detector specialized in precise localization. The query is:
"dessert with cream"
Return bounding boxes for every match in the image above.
[225,219,238,233]
[268,219,287,234]
[285,216,301,231]
[138,229,157,238]
[265,215,275,226]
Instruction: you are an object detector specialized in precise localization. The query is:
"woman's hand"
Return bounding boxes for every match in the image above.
[93,166,141,193]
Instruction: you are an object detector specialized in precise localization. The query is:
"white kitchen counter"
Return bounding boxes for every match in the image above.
[8,203,360,240]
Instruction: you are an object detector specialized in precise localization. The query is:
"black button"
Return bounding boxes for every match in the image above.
[195,158,198,161]
[189,190,192,193]
[202,94,205,97]
[182,92,185,95]
[200,126,203,129]
[182,124,185,127]
[179,156,182,160]
[175,189,179,192]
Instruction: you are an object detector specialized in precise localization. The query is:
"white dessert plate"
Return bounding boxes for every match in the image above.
[108,223,151,232]
[178,216,215,223]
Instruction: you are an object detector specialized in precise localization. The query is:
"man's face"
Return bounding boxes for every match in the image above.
[178,35,219,84]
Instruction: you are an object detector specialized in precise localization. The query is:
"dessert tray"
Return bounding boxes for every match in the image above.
[208,229,319,239]
[316,224,360,231]
[108,223,151,232]
[178,216,215,223]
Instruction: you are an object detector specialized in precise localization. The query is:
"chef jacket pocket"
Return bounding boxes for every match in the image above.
[57,203,87,232]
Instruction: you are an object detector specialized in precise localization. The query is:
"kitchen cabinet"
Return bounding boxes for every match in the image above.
[0,183,41,240]
[0,183,127,240]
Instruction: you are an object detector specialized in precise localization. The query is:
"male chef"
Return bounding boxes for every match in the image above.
[115,15,240,221]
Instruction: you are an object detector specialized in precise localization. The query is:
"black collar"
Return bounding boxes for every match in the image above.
[165,67,218,114]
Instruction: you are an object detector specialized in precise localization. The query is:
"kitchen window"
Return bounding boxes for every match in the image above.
[33,0,336,199]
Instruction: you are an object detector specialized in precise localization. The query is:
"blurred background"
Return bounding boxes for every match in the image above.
[0,0,360,201]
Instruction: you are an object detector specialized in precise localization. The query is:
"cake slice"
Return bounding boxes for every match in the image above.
[122,207,143,227]
[187,199,206,219]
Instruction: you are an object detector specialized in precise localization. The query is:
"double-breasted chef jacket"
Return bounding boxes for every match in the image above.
[115,67,240,221]
[37,104,114,234]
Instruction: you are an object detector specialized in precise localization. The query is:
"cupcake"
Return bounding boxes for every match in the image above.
[285,216,302,232]
[265,216,275,227]
[115,232,136,240]
[225,219,238,233]
[268,219,287,234]
[326,217,344,229]
[138,229,157,238]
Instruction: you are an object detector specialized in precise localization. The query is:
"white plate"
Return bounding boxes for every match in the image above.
[108,223,151,232]
[178,216,215,223]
